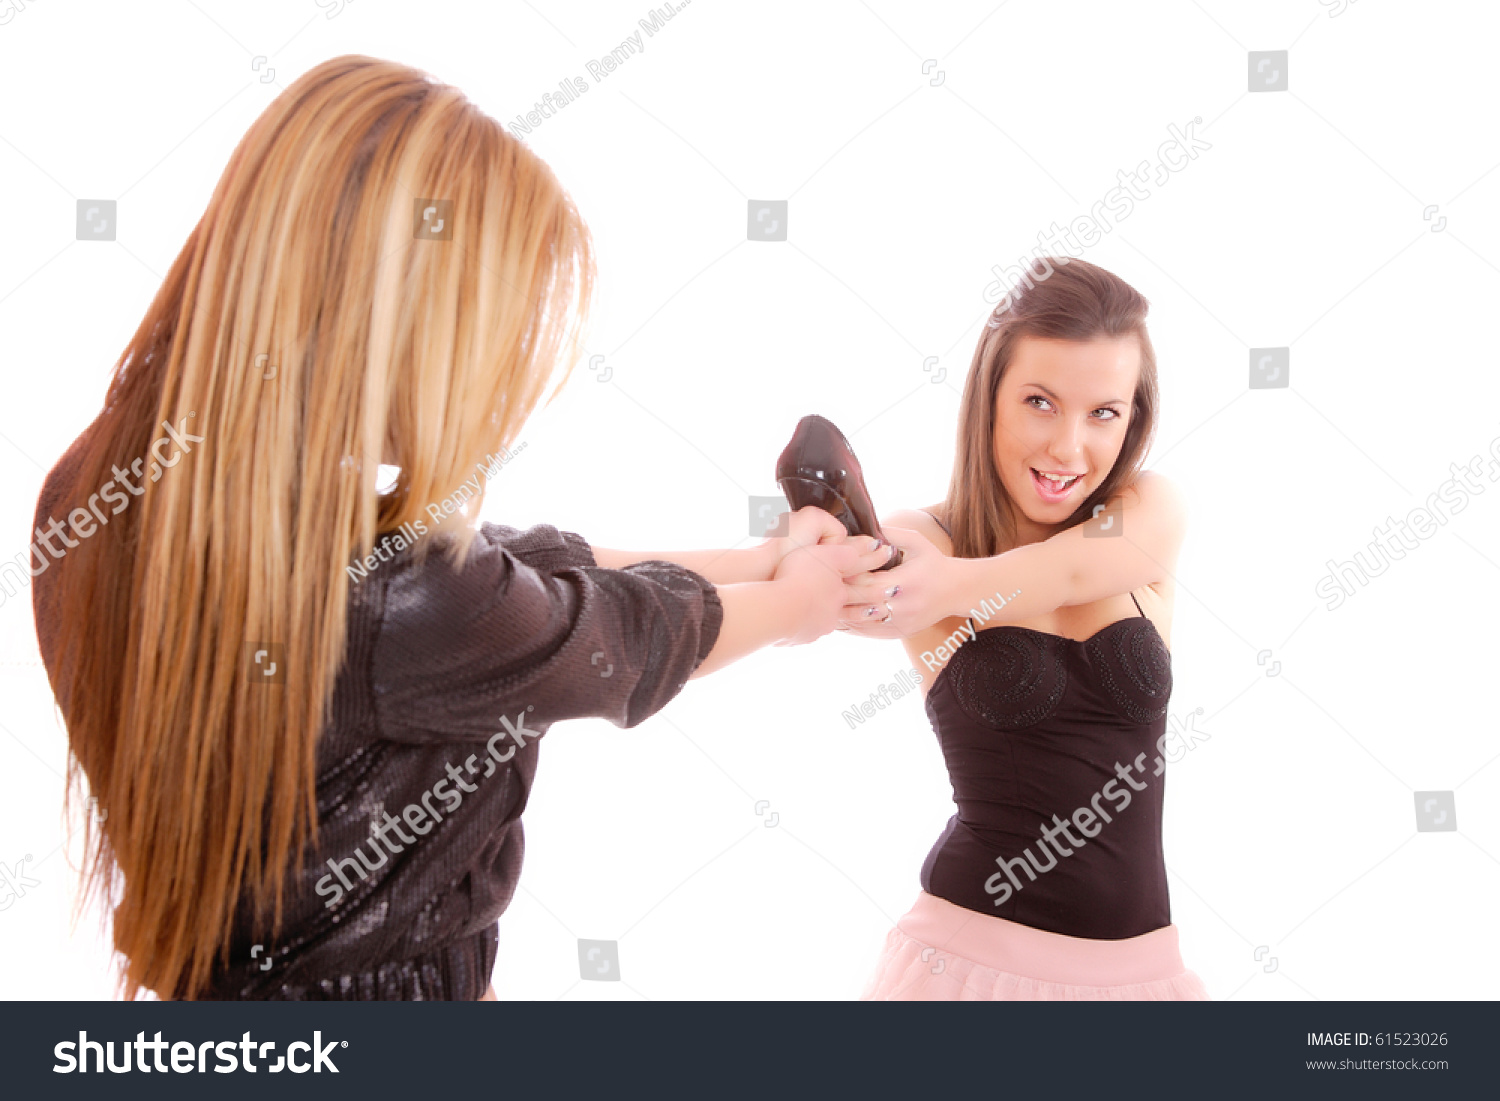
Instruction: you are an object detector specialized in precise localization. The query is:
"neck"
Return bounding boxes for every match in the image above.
[1003,499,1058,549]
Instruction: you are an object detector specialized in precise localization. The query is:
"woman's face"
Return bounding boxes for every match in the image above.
[991,334,1141,534]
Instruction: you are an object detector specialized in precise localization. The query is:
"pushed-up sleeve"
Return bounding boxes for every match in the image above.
[372,523,722,743]
[482,522,596,574]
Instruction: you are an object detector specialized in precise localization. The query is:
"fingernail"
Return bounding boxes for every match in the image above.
[864,605,879,618]
[884,585,901,599]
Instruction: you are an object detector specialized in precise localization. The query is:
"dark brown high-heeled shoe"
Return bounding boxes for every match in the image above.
[775,414,903,571]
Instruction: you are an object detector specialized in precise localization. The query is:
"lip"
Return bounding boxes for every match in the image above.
[1030,466,1084,503]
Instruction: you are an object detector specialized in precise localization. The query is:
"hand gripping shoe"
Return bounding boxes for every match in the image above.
[774,414,903,572]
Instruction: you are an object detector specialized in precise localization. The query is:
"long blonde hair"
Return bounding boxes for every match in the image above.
[38,55,594,999]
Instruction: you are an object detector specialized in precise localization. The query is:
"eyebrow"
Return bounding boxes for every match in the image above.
[1025,382,1129,406]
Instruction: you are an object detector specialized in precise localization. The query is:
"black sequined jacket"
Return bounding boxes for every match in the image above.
[32,440,722,999]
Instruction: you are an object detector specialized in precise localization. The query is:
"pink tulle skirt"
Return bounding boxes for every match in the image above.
[861,891,1210,1001]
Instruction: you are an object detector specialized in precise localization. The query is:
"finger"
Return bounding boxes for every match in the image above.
[840,600,891,623]
[811,541,883,577]
[846,541,897,574]
[879,526,925,553]
[843,572,900,601]
[837,617,902,638]
[858,541,904,573]
[793,505,849,543]
[833,534,882,553]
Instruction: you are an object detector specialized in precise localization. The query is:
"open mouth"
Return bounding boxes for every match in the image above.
[1030,467,1083,500]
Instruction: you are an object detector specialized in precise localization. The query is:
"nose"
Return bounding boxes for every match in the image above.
[1046,416,1087,465]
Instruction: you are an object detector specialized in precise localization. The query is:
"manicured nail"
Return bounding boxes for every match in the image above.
[884,585,901,599]
[864,604,880,618]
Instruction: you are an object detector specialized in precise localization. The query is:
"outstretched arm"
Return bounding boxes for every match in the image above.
[591,506,866,584]
[691,537,893,677]
[840,472,1187,638]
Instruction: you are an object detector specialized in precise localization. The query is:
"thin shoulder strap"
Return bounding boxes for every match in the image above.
[921,509,952,538]
[1129,591,1145,618]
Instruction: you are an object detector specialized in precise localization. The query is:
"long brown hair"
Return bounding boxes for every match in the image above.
[945,256,1159,558]
[37,55,594,999]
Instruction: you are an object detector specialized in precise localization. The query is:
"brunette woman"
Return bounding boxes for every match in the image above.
[842,257,1209,1000]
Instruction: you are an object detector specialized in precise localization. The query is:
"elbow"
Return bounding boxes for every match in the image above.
[1065,565,1082,610]
[1057,565,1084,610]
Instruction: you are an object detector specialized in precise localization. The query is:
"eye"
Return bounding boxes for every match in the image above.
[1024,396,1125,421]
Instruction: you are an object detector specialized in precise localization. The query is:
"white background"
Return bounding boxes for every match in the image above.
[1,0,1497,1001]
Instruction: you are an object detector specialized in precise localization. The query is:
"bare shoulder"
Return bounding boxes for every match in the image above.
[1114,470,1187,572]
[1119,470,1186,526]
[883,505,952,555]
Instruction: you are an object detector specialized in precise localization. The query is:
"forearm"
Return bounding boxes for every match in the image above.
[689,579,804,678]
[591,542,776,584]
[847,482,1182,639]
[949,513,1172,622]
[941,545,1072,625]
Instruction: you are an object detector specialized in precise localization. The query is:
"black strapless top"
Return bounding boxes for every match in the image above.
[919,598,1174,940]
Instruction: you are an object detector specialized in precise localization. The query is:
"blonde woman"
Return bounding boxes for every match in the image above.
[842,258,1209,1000]
[30,55,886,1001]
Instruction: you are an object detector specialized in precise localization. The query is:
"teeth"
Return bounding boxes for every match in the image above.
[1036,470,1079,486]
